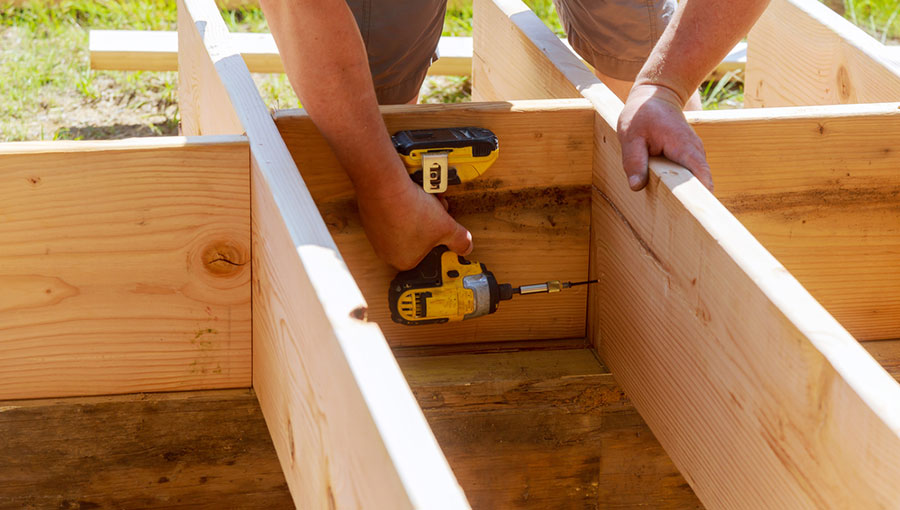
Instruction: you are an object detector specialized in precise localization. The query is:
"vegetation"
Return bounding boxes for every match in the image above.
[1,0,896,140]
[843,0,900,42]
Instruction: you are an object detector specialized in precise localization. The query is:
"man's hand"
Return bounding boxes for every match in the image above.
[616,0,771,192]
[357,177,472,270]
[617,83,713,192]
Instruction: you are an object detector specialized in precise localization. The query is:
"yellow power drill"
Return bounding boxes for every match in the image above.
[393,127,499,194]
[389,246,596,325]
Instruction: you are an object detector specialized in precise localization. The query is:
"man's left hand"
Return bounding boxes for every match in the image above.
[617,83,714,192]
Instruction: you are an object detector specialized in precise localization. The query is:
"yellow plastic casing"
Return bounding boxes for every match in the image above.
[399,145,499,183]
[394,250,486,323]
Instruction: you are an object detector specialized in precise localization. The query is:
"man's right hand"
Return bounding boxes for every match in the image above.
[357,177,473,271]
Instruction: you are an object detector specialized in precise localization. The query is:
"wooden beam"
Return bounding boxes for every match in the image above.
[91,29,744,86]
[177,1,470,508]
[274,99,593,347]
[688,103,900,341]
[0,389,292,508]
[477,0,900,507]
[91,29,472,76]
[745,0,900,107]
[397,347,702,509]
[471,0,585,101]
[0,136,251,400]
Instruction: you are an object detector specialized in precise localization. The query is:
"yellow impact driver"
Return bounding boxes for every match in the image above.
[389,246,597,325]
[392,127,499,193]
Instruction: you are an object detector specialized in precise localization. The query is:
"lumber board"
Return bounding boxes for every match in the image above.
[0,136,251,400]
[0,389,292,509]
[687,103,900,341]
[177,1,469,508]
[482,0,900,507]
[274,99,593,347]
[90,29,747,86]
[745,0,900,107]
[472,0,586,101]
[91,29,472,76]
[864,338,900,380]
[397,348,702,510]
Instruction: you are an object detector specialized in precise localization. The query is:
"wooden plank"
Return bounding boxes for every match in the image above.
[472,0,586,101]
[177,1,470,508]
[0,389,292,509]
[745,0,900,107]
[0,136,251,400]
[864,339,900,380]
[397,348,702,510]
[274,99,593,347]
[687,103,900,341]
[91,29,472,76]
[481,0,900,507]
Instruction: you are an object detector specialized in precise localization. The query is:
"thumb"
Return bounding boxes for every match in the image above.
[621,136,650,191]
[441,221,473,256]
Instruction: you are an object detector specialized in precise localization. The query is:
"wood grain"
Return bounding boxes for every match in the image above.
[592,124,900,508]
[745,0,900,107]
[398,348,702,510]
[177,1,470,508]
[0,389,292,510]
[481,0,900,507]
[0,136,251,400]
[472,0,586,101]
[689,103,900,341]
[274,99,593,347]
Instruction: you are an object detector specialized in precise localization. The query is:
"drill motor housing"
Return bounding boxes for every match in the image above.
[389,246,512,325]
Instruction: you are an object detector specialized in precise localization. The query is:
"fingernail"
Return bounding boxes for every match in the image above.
[628,175,642,189]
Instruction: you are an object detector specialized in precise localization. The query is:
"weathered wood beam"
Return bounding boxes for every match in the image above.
[397,347,702,509]
[746,0,900,107]
[688,103,900,341]
[476,0,900,508]
[177,0,469,508]
[0,389,292,509]
[274,99,593,347]
[91,30,472,76]
[0,136,251,400]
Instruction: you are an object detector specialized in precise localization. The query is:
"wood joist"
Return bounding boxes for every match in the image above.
[3,0,900,508]
[470,0,900,508]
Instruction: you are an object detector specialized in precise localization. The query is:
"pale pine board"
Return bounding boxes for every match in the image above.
[472,0,586,101]
[0,136,251,399]
[177,1,471,508]
[274,100,593,347]
[690,104,900,341]
[92,30,472,76]
[745,0,900,107]
[479,0,900,507]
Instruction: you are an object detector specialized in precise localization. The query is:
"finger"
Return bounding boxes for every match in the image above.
[663,137,714,192]
[442,221,473,257]
[621,136,650,191]
[439,196,449,211]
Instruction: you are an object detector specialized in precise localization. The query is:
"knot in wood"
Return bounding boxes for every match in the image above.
[837,65,853,102]
[202,242,246,275]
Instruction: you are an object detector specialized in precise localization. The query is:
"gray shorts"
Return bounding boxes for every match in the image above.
[347,0,675,103]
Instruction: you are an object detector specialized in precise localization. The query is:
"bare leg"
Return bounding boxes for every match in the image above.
[594,69,702,111]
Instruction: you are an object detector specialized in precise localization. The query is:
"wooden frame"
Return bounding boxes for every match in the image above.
[470,0,900,508]
[3,0,900,508]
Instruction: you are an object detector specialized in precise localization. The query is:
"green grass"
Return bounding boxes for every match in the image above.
[10,0,897,141]
[843,0,900,42]
[0,0,283,141]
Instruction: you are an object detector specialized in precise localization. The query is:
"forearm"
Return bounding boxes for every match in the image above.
[637,0,771,105]
[259,0,408,197]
